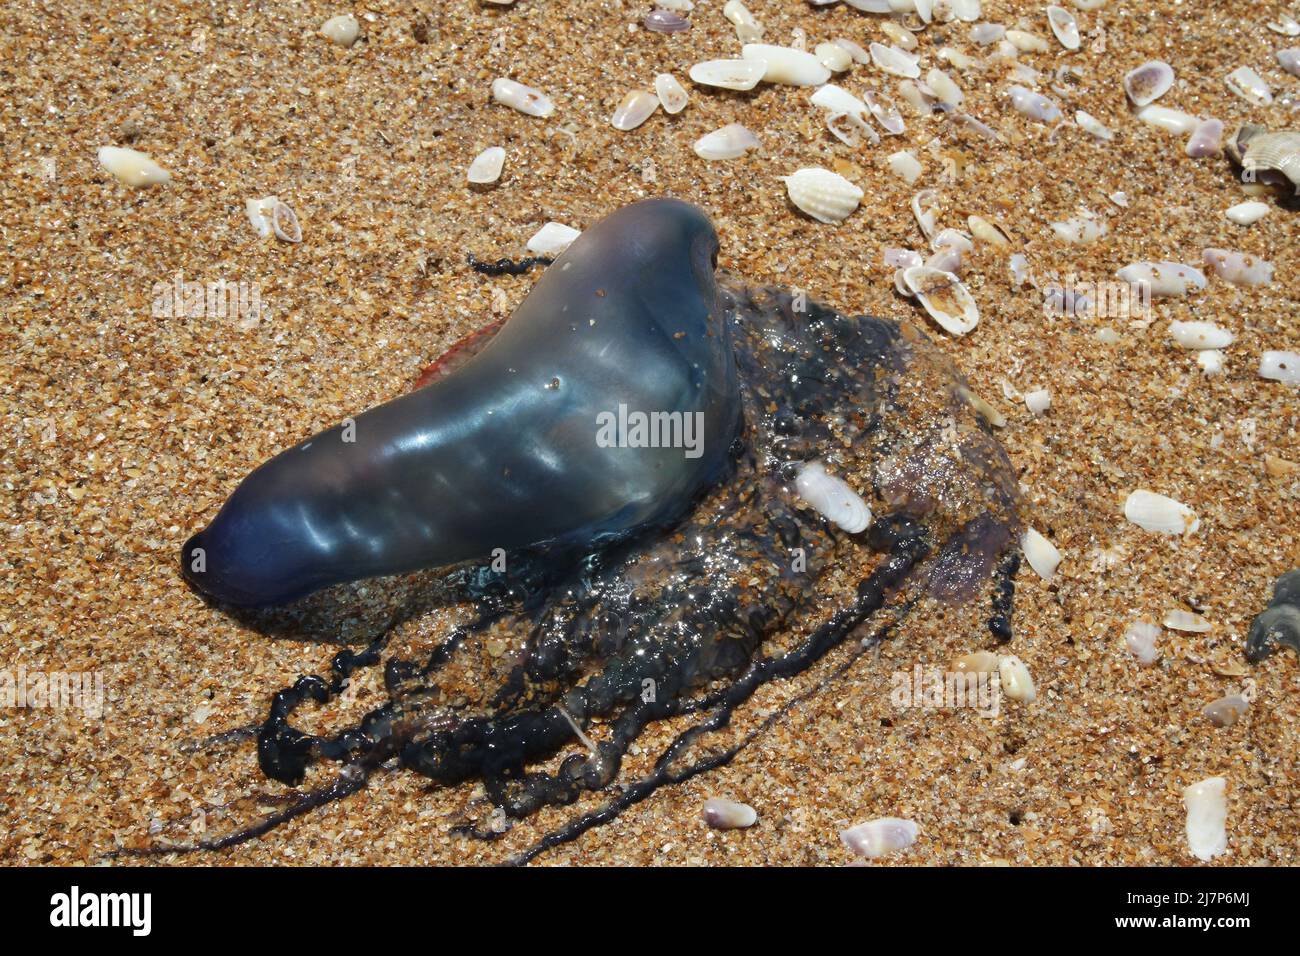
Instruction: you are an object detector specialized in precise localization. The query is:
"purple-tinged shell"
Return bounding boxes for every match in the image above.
[644,9,690,33]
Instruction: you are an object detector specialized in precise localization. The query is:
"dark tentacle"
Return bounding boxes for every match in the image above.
[467,253,554,276]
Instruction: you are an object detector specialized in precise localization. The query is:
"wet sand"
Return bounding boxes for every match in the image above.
[1,0,1297,865]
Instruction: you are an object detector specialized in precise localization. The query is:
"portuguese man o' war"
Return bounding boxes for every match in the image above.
[161,198,1024,862]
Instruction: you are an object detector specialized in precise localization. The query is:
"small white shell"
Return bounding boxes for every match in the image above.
[968,214,1009,245]
[320,14,360,47]
[245,196,278,238]
[811,84,870,119]
[492,78,555,117]
[1202,248,1274,287]
[1185,118,1224,158]
[897,80,934,115]
[840,818,919,859]
[926,68,963,107]
[1259,350,1300,385]
[1169,320,1233,350]
[782,167,863,224]
[1124,621,1160,665]
[1024,388,1051,415]
[688,58,765,91]
[870,42,921,79]
[1225,200,1269,225]
[1135,105,1199,135]
[466,146,506,184]
[1050,216,1106,244]
[901,266,980,336]
[970,23,1005,45]
[1197,350,1226,376]
[950,0,981,20]
[1021,528,1060,581]
[887,150,923,184]
[526,222,581,256]
[884,248,923,270]
[938,46,979,71]
[880,19,918,51]
[953,650,999,674]
[97,146,170,188]
[911,189,938,239]
[864,91,905,133]
[693,123,759,160]
[1124,489,1199,535]
[1075,110,1114,141]
[1046,5,1080,50]
[702,797,757,829]
[1183,777,1228,862]
[1225,66,1272,105]
[1279,48,1300,78]
[825,111,877,148]
[1009,253,1032,286]
[931,228,973,254]
[998,655,1036,702]
[742,43,832,86]
[1123,60,1173,107]
[270,200,301,243]
[654,73,689,114]
[1115,261,1206,298]
[1203,695,1248,728]
[1005,29,1049,52]
[833,37,871,64]
[1007,86,1061,123]
[843,0,894,10]
[1163,608,1211,633]
[610,90,659,131]
[722,0,764,43]
[795,460,872,533]
[815,41,853,73]
[1269,13,1300,36]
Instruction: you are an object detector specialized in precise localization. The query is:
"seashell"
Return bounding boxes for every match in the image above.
[970,22,1005,45]
[1046,5,1080,50]
[925,246,962,274]
[1115,261,1206,298]
[782,167,863,224]
[1124,621,1160,665]
[932,228,973,254]
[967,214,1009,245]
[703,797,757,829]
[270,199,301,243]
[1072,0,1105,8]
[1182,777,1228,863]
[913,0,935,24]
[811,84,870,118]
[1259,350,1300,385]
[466,146,506,184]
[1279,48,1300,78]
[693,123,760,160]
[1005,29,1049,53]
[644,9,691,32]
[1225,200,1270,225]
[1007,86,1061,123]
[526,222,581,256]
[1203,695,1247,728]
[870,43,922,79]
[998,655,1036,702]
[826,111,879,148]
[938,46,979,71]
[911,189,938,239]
[1135,105,1199,135]
[1009,253,1031,286]
[1168,320,1233,350]
[1050,216,1106,244]
[1225,66,1272,106]
[898,80,935,115]
[1185,118,1223,158]
[1024,388,1050,415]
[1021,528,1060,581]
[1163,608,1211,633]
[901,266,979,336]
[1268,13,1300,35]
[1197,350,1226,376]
[1234,129,1300,196]
[654,73,689,114]
[953,650,999,674]
[888,150,923,184]
[948,0,982,19]
[1123,60,1173,107]
[884,248,923,270]
[492,78,555,117]
[320,14,360,48]
[864,91,905,133]
[815,42,853,73]
[926,68,963,107]
[1124,489,1198,535]
[844,0,894,9]
[880,20,918,51]
[743,43,832,86]
[795,460,872,533]
[97,146,170,188]
[1074,110,1115,141]
[688,59,766,91]
[657,0,694,10]
[1202,248,1274,288]
[610,90,659,131]
[832,38,871,65]
[840,818,919,859]
[722,0,764,42]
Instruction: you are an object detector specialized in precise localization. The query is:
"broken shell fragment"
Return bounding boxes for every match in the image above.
[688,58,766,91]
[1197,350,1226,376]
[610,90,659,131]
[723,0,764,43]
[466,146,506,184]
[1185,118,1223,158]
[901,266,979,336]
[782,167,863,224]
[967,214,1009,245]
[840,818,919,859]
[1050,216,1106,244]
[525,222,580,256]
[1005,29,1049,53]
[703,797,757,829]
[1008,86,1061,123]
[911,189,938,239]
[1123,60,1173,107]
[926,68,963,107]
[1183,777,1228,863]
[492,78,555,117]
[998,655,1036,702]
[1231,128,1300,196]
[795,460,872,533]
[1046,5,1080,50]
[271,200,301,243]
[1135,105,1199,135]
[1225,200,1269,225]
[742,43,832,86]
[888,150,923,184]
[1203,695,1247,728]
[833,37,871,65]
[1169,320,1233,350]
[1124,489,1198,535]
[1024,388,1051,415]
[953,650,999,674]
[864,91,905,133]
[693,123,760,160]
[320,14,360,48]
[1124,621,1160,665]
[1225,66,1272,106]
[97,146,170,188]
[1115,261,1206,298]
[1163,608,1211,633]
[1280,48,1300,78]
[1259,351,1300,385]
[654,73,689,113]
[870,42,922,79]
[1021,528,1061,581]
[970,22,1005,45]
[1075,110,1114,141]
[815,42,853,73]
[1202,248,1274,287]
[245,196,282,238]
[881,19,918,51]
